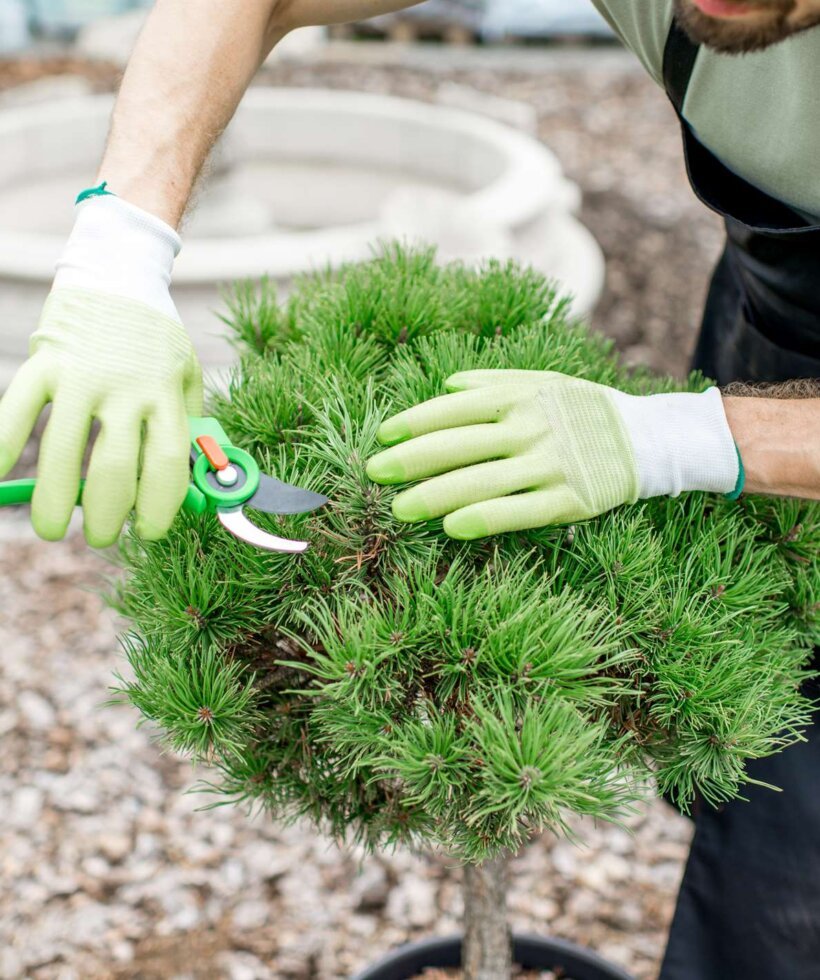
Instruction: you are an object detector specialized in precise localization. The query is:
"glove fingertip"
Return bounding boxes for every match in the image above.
[135,520,172,543]
[32,514,69,543]
[366,453,405,485]
[84,525,122,550]
[134,501,179,542]
[391,493,427,524]
[443,510,490,541]
[376,418,411,447]
[444,372,473,392]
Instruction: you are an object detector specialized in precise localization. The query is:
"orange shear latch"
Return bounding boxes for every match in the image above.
[196,435,230,471]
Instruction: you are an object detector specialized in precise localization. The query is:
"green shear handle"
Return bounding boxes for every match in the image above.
[0,417,328,553]
[0,479,84,508]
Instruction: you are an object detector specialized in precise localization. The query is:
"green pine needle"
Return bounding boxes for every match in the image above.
[112,242,820,861]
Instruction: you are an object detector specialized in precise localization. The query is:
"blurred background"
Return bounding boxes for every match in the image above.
[0,3,726,978]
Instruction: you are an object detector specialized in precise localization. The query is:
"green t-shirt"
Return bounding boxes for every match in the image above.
[591,0,820,222]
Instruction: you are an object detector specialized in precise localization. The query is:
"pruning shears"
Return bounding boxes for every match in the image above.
[0,417,329,554]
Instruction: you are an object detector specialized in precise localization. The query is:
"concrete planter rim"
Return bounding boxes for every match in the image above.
[352,933,635,980]
[0,82,605,385]
[0,87,588,286]
[0,87,576,283]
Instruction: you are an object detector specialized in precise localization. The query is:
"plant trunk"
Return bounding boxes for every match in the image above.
[463,854,513,980]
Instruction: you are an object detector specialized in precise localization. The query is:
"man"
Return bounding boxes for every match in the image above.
[0,0,818,975]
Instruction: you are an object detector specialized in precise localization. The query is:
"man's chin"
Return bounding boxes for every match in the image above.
[673,0,807,53]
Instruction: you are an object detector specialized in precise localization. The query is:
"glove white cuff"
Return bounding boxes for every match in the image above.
[53,195,182,321]
[608,386,739,499]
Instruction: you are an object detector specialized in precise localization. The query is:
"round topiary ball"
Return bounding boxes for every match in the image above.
[115,245,820,862]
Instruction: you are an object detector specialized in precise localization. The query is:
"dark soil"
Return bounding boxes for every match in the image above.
[0,54,121,92]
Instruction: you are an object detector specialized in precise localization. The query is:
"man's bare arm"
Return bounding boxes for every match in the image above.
[96,0,423,227]
[723,386,820,499]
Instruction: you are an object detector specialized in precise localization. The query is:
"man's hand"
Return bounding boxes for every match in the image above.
[0,196,202,547]
[367,369,741,539]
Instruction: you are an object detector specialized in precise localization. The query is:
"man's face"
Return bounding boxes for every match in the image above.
[674,0,820,53]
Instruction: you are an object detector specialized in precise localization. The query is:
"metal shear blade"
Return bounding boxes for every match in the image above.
[247,475,329,516]
[230,476,328,553]
[217,507,310,554]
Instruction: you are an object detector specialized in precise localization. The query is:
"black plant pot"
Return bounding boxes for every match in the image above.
[353,934,635,980]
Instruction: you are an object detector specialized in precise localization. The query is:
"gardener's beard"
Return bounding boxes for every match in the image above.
[674,0,820,53]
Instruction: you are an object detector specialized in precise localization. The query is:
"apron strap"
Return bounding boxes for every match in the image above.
[663,18,700,113]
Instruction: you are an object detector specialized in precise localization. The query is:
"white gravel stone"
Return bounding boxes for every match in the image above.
[0,948,23,980]
[110,940,135,963]
[10,786,43,826]
[566,888,599,921]
[167,899,203,932]
[210,820,236,849]
[35,868,79,897]
[48,776,100,814]
[386,873,437,928]
[232,899,271,931]
[351,862,391,911]
[550,841,579,877]
[242,840,291,880]
[134,831,161,857]
[97,832,132,863]
[65,901,115,947]
[216,857,248,892]
[17,690,57,730]
[218,950,272,980]
[80,855,110,879]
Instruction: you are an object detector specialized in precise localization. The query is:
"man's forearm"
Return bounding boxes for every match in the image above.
[96,0,424,228]
[96,0,288,227]
[723,390,820,499]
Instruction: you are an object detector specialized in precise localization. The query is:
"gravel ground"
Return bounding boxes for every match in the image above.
[0,43,704,980]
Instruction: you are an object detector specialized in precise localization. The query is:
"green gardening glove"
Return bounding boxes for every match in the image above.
[366,369,741,540]
[0,193,203,547]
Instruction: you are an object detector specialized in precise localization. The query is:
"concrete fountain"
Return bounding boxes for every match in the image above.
[0,87,604,385]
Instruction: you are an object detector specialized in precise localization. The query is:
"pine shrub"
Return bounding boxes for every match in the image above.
[114,244,820,867]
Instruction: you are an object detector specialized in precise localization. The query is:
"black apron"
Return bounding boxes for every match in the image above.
[658,21,820,980]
